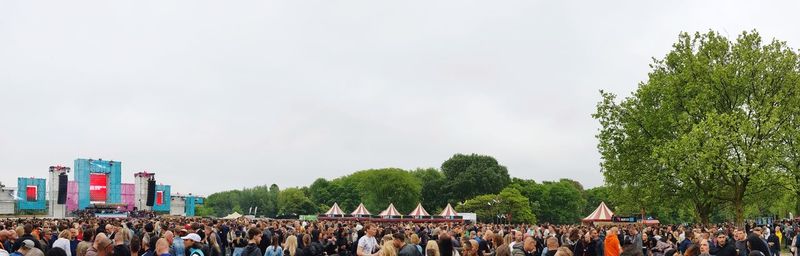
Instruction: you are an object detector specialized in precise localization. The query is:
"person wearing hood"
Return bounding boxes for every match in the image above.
[764,228,779,256]
[746,234,770,256]
[242,228,263,256]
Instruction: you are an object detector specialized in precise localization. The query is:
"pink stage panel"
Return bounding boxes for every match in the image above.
[67,181,78,212]
[121,183,135,211]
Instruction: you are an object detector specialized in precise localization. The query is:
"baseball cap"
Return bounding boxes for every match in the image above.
[181,233,202,242]
[22,240,35,249]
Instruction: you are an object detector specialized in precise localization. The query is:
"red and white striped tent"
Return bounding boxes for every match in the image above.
[325,203,345,215]
[408,203,430,217]
[582,201,614,223]
[439,203,458,218]
[351,203,371,216]
[379,203,402,217]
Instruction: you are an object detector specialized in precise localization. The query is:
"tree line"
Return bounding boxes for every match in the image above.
[199,153,612,224]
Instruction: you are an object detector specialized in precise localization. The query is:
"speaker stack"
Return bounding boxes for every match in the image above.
[146,179,156,206]
[57,173,68,204]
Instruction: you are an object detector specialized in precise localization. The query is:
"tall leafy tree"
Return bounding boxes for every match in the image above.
[277,187,317,215]
[411,168,447,210]
[441,153,511,203]
[595,30,799,224]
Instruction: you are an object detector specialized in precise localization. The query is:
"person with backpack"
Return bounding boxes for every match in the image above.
[264,236,283,256]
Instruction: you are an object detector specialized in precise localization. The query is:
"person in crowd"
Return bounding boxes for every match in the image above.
[439,234,459,256]
[47,247,69,256]
[710,231,735,256]
[11,240,35,256]
[53,230,74,256]
[764,229,779,256]
[94,235,113,256]
[697,239,709,256]
[283,236,298,256]
[173,230,187,256]
[411,234,423,256]
[554,248,572,256]
[683,245,699,256]
[574,232,596,256]
[264,236,283,256]
[425,241,440,256]
[604,228,621,256]
[114,228,132,256]
[156,239,172,256]
[378,241,396,256]
[746,233,770,256]
[184,233,208,256]
[358,225,379,256]
[77,229,95,256]
[241,229,262,256]
[207,232,222,256]
[394,233,420,256]
[13,225,43,252]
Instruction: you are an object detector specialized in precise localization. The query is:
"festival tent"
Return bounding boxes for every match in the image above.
[325,203,345,216]
[582,201,614,223]
[223,212,242,220]
[439,203,458,218]
[408,203,430,217]
[379,203,402,217]
[351,203,371,216]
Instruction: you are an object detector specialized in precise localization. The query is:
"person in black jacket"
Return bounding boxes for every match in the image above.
[241,228,263,256]
[746,234,770,256]
[764,229,779,256]
[711,232,736,256]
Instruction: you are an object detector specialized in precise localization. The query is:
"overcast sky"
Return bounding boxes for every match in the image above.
[1,1,799,196]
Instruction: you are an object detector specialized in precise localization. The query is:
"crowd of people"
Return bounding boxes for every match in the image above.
[0,217,798,256]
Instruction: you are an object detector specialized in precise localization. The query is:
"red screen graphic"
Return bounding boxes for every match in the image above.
[26,186,37,201]
[90,174,108,203]
[156,191,163,205]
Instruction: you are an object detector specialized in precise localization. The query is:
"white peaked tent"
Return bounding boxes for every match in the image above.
[325,203,345,215]
[351,203,371,216]
[582,201,614,223]
[408,203,430,217]
[439,203,458,217]
[379,203,402,217]
[223,212,243,219]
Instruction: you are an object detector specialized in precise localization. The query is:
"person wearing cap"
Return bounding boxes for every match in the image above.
[182,233,208,256]
[11,240,35,256]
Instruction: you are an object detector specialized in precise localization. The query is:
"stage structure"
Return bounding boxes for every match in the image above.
[74,158,122,209]
[48,166,70,218]
[17,177,46,211]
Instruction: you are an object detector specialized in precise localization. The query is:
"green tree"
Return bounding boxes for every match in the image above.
[411,168,447,209]
[594,30,799,225]
[348,168,422,213]
[456,187,535,224]
[441,154,511,204]
[277,187,317,215]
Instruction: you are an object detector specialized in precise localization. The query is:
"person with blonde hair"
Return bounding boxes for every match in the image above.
[379,241,397,256]
[283,236,298,256]
[53,230,74,256]
[425,241,440,256]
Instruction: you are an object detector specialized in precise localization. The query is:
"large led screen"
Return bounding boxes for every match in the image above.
[26,186,37,201]
[89,173,108,203]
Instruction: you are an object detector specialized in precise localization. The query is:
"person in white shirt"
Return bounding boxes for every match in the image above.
[52,230,73,256]
[357,224,379,256]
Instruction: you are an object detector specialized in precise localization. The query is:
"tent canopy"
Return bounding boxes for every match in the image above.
[439,203,458,217]
[351,203,371,216]
[408,203,430,217]
[583,201,614,222]
[325,203,345,215]
[380,203,402,216]
[223,212,242,219]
